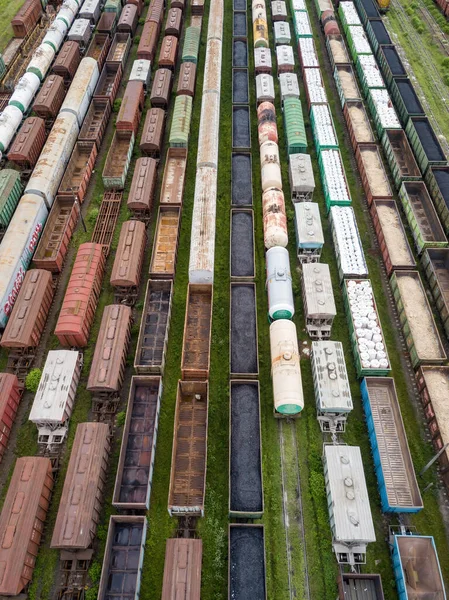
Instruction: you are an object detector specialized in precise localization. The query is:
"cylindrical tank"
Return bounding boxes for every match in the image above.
[262,188,288,248]
[260,141,282,191]
[323,12,340,35]
[252,4,267,22]
[8,72,41,113]
[60,57,99,127]
[253,19,269,48]
[42,20,67,53]
[56,0,78,28]
[270,319,303,414]
[0,106,23,154]
[257,101,278,145]
[27,44,55,81]
[266,246,294,320]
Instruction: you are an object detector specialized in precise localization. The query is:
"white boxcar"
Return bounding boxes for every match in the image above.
[279,72,299,102]
[256,74,275,104]
[294,202,324,262]
[271,0,287,21]
[311,341,352,432]
[25,112,79,209]
[302,262,336,339]
[276,45,294,73]
[329,206,367,281]
[323,445,376,565]
[79,0,101,23]
[289,153,315,201]
[29,350,82,446]
[274,21,291,45]
[129,59,152,89]
[60,57,100,127]
[0,194,48,329]
[67,18,92,47]
[254,47,272,74]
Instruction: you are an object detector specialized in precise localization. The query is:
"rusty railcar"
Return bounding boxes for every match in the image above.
[149,206,181,279]
[110,220,147,304]
[97,11,117,35]
[1,270,54,371]
[78,98,111,150]
[112,376,162,511]
[165,7,183,37]
[150,68,173,108]
[85,33,111,72]
[181,284,213,380]
[138,20,160,62]
[337,573,385,600]
[93,62,123,107]
[160,148,187,206]
[140,107,166,157]
[117,3,139,36]
[161,539,202,599]
[0,374,22,463]
[55,243,106,347]
[168,380,208,517]
[106,32,131,69]
[134,280,173,374]
[7,116,46,171]
[87,304,132,415]
[159,36,178,70]
[0,457,53,596]
[57,141,98,204]
[32,73,66,121]
[51,423,109,590]
[116,80,145,135]
[127,156,158,219]
[177,62,196,97]
[52,41,81,82]
[146,0,165,27]
[91,191,123,255]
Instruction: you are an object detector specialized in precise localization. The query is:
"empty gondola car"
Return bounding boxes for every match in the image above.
[181,285,213,380]
[113,377,162,510]
[337,573,385,600]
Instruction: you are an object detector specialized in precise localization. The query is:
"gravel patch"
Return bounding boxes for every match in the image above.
[232,153,253,206]
[229,526,266,600]
[233,11,247,37]
[233,106,251,149]
[233,68,249,103]
[231,211,254,277]
[234,0,246,9]
[231,284,258,375]
[233,39,248,67]
[230,382,262,514]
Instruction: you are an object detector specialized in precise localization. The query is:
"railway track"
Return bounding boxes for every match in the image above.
[387,0,449,157]
[417,0,449,54]
[278,420,311,600]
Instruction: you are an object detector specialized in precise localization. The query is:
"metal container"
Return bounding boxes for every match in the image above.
[298,38,319,70]
[283,97,307,155]
[260,140,282,191]
[33,196,80,273]
[93,62,123,107]
[130,59,152,89]
[86,33,111,71]
[113,376,162,510]
[106,32,131,67]
[257,101,278,145]
[229,525,267,600]
[149,206,181,279]
[52,41,81,81]
[381,129,421,190]
[334,64,361,108]
[262,188,288,248]
[0,374,21,462]
[8,72,40,114]
[12,0,42,38]
[270,319,303,415]
[390,77,425,127]
[304,67,327,109]
[159,35,178,70]
[150,68,172,108]
[79,0,101,23]
[302,262,336,339]
[127,156,157,216]
[355,143,393,205]
[279,72,299,101]
[165,7,182,37]
[254,47,272,74]
[117,3,138,35]
[276,44,294,73]
[33,73,66,120]
[294,202,324,262]
[289,153,315,201]
[140,107,166,156]
[160,148,187,206]
[67,18,92,47]
[330,206,368,281]
[57,140,97,203]
[182,26,201,63]
[110,221,146,303]
[325,34,350,71]
[425,165,449,236]
[0,457,53,596]
[181,284,213,380]
[0,106,23,155]
[370,199,416,277]
[366,18,391,57]
[293,10,312,38]
[102,130,135,190]
[162,540,203,599]
[138,20,159,61]
[25,112,79,209]
[168,380,208,516]
[78,97,111,150]
[60,57,100,127]
[117,80,144,134]
[274,21,291,45]
[169,94,192,148]
[422,248,449,339]
[266,246,294,320]
[310,103,338,154]
[318,148,352,212]
[134,279,173,374]
[406,116,447,175]
[27,43,55,82]
[55,243,105,347]
[398,181,447,254]
[377,45,407,91]
[177,61,196,97]
[42,20,66,54]
[0,169,23,228]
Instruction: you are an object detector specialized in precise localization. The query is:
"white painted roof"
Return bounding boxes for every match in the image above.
[302,263,336,318]
[289,153,315,192]
[294,202,324,248]
[312,341,352,412]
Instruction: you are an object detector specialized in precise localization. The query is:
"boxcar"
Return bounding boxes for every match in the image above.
[162,539,202,600]
[146,0,164,26]
[229,525,267,600]
[422,248,449,339]
[381,129,421,191]
[97,516,147,600]
[33,197,80,273]
[355,143,393,205]
[140,107,166,157]
[159,35,179,70]
[7,117,46,170]
[12,0,42,38]
[150,68,173,108]
[149,206,181,278]
[426,165,449,236]
[52,41,81,82]
[0,374,21,463]
[55,243,105,347]
[1,269,53,354]
[67,19,92,48]
[169,95,192,148]
[110,220,147,304]
[106,32,131,68]
[87,305,132,409]
[302,263,336,339]
[165,7,183,36]
[78,98,111,150]
[177,61,197,97]
[112,376,162,511]
[57,141,98,203]
[254,47,272,74]
[86,33,112,71]
[0,457,53,596]
[127,156,158,218]
[117,3,139,35]
[129,59,152,89]
[168,380,208,517]
[33,73,66,120]
[51,423,109,557]
[134,280,173,374]
[79,0,102,23]
[370,199,416,277]
[93,62,123,107]
[181,285,213,380]
[116,80,144,134]
[229,380,263,518]
[138,20,159,61]
[182,26,201,64]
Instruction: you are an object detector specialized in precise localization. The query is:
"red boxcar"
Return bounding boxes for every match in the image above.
[7,116,46,169]
[0,374,21,463]
[116,80,145,135]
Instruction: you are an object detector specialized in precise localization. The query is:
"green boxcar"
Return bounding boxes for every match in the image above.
[283,97,307,155]
[293,10,312,40]
[381,129,421,191]
[0,169,23,228]
[405,117,447,175]
[389,77,425,128]
[346,25,372,63]
[355,55,385,99]
[182,27,201,64]
[422,248,449,340]
[390,271,446,369]
[169,95,193,149]
[425,166,449,236]
[398,181,448,255]
[104,0,122,14]
[310,104,338,154]
[318,149,352,213]
[342,279,391,378]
